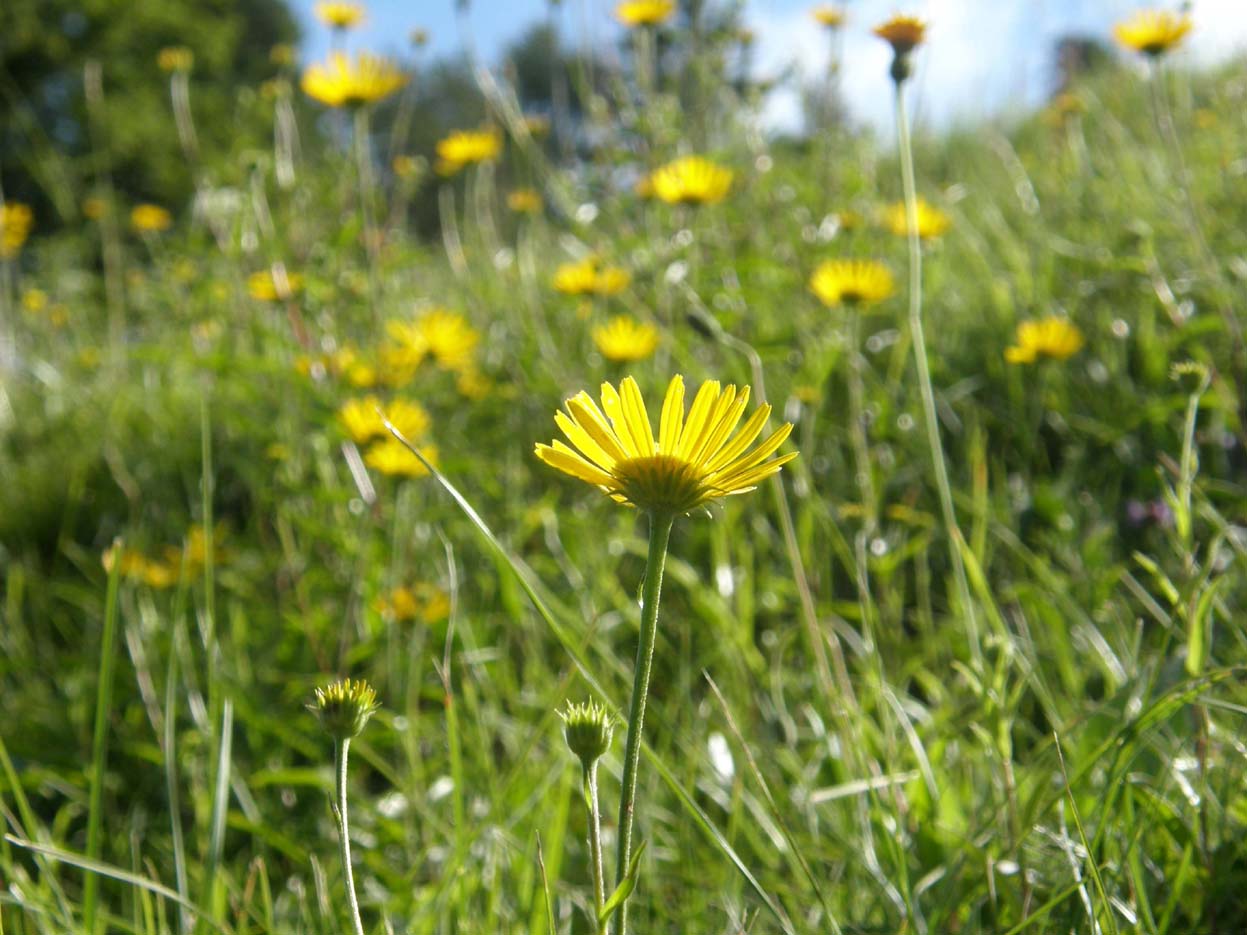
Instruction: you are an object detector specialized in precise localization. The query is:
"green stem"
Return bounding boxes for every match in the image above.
[353,107,381,325]
[334,738,367,935]
[584,763,606,931]
[614,511,674,935]
[894,79,981,668]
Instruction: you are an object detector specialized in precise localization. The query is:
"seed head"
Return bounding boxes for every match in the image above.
[560,699,615,769]
[312,678,380,740]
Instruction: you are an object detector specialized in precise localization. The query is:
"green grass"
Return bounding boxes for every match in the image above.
[3,24,1247,935]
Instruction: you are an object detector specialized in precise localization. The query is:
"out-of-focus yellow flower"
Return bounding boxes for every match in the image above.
[1005,316,1085,364]
[302,51,407,108]
[171,258,198,284]
[535,375,797,514]
[365,438,438,477]
[809,259,895,309]
[791,385,822,405]
[339,396,430,444]
[170,524,229,572]
[315,1,365,30]
[157,46,194,73]
[634,173,656,200]
[1,203,34,258]
[1113,9,1191,56]
[593,316,660,362]
[507,188,544,214]
[435,129,502,174]
[873,14,927,55]
[553,258,631,297]
[650,156,733,206]
[270,44,295,67]
[266,442,291,461]
[883,198,949,239]
[21,288,48,314]
[247,269,304,301]
[1044,92,1086,127]
[375,582,450,623]
[383,309,481,377]
[392,154,424,180]
[102,545,177,590]
[811,5,845,28]
[82,197,108,220]
[615,0,675,27]
[131,204,172,233]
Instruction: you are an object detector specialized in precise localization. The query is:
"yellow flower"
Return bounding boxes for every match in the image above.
[315,1,365,30]
[365,438,438,477]
[157,46,194,73]
[507,188,544,213]
[650,156,733,206]
[375,583,450,623]
[172,524,229,572]
[301,51,407,108]
[82,197,108,220]
[553,258,631,297]
[1004,316,1085,364]
[883,198,949,239]
[1114,9,1191,56]
[535,375,797,515]
[1,202,34,258]
[339,396,430,444]
[811,5,845,28]
[21,288,48,314]
[435,129,503,171]
[383,309,480,377]
[615,0,675,27]
[873,14,927,55]
[131,204,172,233]
[809,259,895,309]
[593,316,661,362]
[456,368,493,400]
[392,154,423,180]
[247,269,304,301]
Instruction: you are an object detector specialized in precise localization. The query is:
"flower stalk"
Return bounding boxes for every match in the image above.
[893,77,981,667]
[333,737,367,935]
[614,509,674,935]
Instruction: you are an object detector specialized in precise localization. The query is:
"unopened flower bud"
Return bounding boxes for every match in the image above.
[312,678,380,740]
[560,699,614,769]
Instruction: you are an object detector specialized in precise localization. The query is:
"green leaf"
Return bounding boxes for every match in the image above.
[598,840,647,927]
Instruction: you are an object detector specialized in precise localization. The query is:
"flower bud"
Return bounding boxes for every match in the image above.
[312,678,380,740]
[560,699,614,769]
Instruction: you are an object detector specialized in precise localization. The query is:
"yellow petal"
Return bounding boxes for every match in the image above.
[658,375,685,454]
[704,402,772,473]
[535,442,617,488]
[619,376,657,457]
[677,380,722,459]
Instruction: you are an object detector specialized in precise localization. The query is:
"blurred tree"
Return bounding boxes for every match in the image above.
[0,0,299,226]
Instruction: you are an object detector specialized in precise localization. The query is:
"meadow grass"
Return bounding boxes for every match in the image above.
[2,6,1247,933]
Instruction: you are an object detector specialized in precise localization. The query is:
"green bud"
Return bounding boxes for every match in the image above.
[560,699,614,769]
[312,678,380,741]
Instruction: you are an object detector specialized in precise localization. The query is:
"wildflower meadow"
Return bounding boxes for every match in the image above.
[4,1,1247,932]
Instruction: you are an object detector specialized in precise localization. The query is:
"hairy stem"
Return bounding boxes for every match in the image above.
[334,739,366,935]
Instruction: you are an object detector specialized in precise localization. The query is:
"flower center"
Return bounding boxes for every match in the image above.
[613,454,710,513]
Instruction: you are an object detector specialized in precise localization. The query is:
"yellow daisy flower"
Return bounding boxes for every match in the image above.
[375,583,450,623]
[131,204,173,233]
[1113,9,1191,56]
[615,0,675,27]
[507,188,544,214]
[421,309,480,371]
[650,156,733,206]
[553,258,631,297]
[434,129,503,175]
[157,46,194,73]
[873,14,927,55]
[883,198,949,239]
[1004,316,1085,364]
[535,375,797,515]
[811,5,846,28]
[809,259,896,308]
[339,396,430,444]
[365,438,438,477]
[315,1,365,30]
[247,269,304,301]
[593,316,661,362]
[1,202,33,258]
[301,51,407,108]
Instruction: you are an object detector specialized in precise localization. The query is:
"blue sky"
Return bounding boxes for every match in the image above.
[292,1,1247,132]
